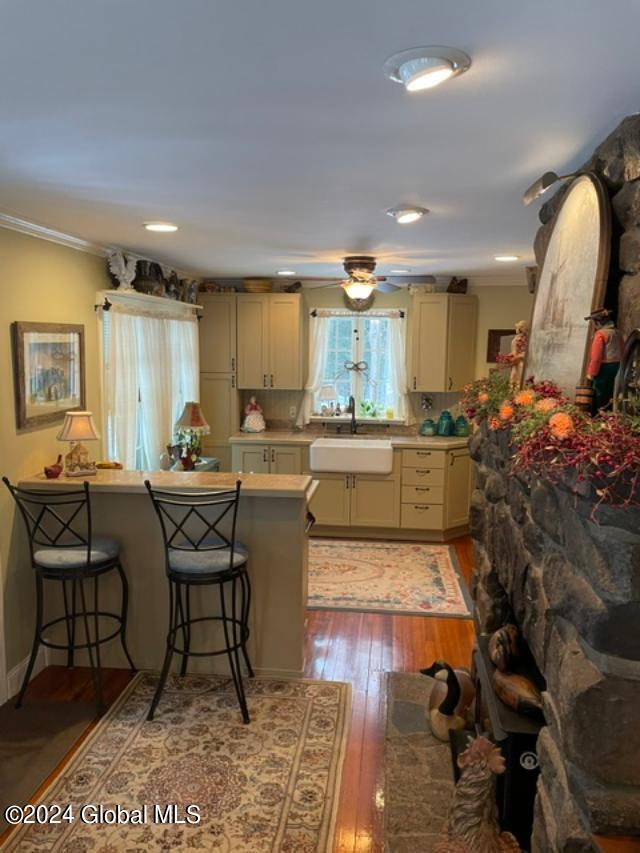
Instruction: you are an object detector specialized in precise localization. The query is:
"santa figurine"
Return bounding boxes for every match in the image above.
[585,308,623,414]
[242,396,266,433]
[496,320,529,386]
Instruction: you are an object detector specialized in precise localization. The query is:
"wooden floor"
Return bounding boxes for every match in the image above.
[3,534,638,852]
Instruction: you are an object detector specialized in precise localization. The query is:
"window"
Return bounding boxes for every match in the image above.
[309,310,408,421]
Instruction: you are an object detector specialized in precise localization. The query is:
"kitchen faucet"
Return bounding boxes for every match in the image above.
[348,396,358,434]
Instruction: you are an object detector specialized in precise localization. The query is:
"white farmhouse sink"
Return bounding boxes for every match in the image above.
[310,438,393,475]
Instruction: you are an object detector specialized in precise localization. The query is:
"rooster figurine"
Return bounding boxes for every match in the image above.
[107,249,137,292]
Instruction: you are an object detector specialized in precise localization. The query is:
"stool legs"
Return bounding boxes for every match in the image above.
[62,579,77,668]
[239,571,254,678]
[116,564,136,672]
[79,578,104,716]
[147,581,177,721]
[220,577,250,724]
[179,583,190,677]
[16,574,44,709]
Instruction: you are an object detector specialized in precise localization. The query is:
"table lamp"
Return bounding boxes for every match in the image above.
[57,411,100,477]
[174,401,210,469]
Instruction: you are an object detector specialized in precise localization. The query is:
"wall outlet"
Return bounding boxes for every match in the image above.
[289,406,297,419]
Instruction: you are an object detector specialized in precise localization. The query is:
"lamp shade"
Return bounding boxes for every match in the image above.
[175,401,210,434]
[57,411,100,442]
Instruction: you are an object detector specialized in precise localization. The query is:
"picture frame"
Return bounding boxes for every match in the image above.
[11,322,86,430]
[486,328,516,363]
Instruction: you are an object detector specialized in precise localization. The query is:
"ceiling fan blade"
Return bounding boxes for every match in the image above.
[375,281,400,293]
[302,281,338,289]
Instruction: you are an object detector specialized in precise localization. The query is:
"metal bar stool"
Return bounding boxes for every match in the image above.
[144,480,253,723]
[3,478,136,716]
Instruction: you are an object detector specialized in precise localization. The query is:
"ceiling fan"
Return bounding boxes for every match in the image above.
[301,255,436,300]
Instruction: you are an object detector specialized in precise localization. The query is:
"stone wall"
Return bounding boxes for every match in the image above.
[534,114,640,341]
[469,426,640,852]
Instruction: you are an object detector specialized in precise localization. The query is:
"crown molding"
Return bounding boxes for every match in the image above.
[0,211,106,256]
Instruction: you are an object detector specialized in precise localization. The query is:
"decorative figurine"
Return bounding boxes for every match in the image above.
[434,736,521,853]
[44,455,63,479]
[242,396,266,433]
[420,660,475,742]
[584,308,623,414]
[492,669,543,717]
[488,624,520,672]
[419,418,437,436]
[497,320,529,386]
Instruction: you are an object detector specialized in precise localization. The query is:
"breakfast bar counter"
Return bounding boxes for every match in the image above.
[18,470,316,679]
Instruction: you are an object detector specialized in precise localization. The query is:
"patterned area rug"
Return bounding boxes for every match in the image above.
[308,539,471,617]
[384,672,454,852]
[4,673,350,852]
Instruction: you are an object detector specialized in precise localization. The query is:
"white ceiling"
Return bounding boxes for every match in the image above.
[1,0,640,280]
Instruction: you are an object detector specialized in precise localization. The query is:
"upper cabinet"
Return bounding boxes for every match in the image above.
[237,293,303,389]
[199,293,237,374]
[408,293,478,392]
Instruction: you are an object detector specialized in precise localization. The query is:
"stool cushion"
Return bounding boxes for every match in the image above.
[34,535,120,570]
[167,539,248,576]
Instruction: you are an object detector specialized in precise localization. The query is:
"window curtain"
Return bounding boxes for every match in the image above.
[388,315,410,422]
[102,304,199,470]
[296,314,330,426]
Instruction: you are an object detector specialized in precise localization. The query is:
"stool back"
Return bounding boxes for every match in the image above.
[3,478,92,566]
[144,480,242,574]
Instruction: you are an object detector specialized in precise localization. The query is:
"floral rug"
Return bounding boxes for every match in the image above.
[4,673,350,852]
[308,539,471,617]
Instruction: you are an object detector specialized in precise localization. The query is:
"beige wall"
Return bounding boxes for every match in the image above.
[0,227,109,673]
[469,283,534,379]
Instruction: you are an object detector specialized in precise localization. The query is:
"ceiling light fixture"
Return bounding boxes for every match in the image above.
[384,46,471,92]
[522,171,576,206]
[390,268,411,274]
[144,221,178,232]
[386,206,429,225]
[276,269,296,276]
[341,269,377,301]
[494,255,520,262]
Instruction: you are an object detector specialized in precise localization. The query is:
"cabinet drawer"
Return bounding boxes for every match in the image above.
[402,466,445,487]
[401,503,445,530]
[402,449,446,468]
[401,484,444,505]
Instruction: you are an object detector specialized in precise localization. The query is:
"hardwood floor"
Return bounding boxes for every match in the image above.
[3,534,637,852]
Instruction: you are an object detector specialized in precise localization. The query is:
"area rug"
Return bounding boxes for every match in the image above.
[3,673,351,852]
[384,671,454,852]
[308,539,471,617]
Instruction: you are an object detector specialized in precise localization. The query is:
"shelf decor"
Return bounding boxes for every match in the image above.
[11,322,86,430]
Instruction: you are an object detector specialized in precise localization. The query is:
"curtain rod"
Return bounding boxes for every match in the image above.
[310,308,404,318]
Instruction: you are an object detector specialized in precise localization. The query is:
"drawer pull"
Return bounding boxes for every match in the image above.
[416,487,430,492]
[416,451,431,457]
[414,505,429,511]
[416,469,431,475]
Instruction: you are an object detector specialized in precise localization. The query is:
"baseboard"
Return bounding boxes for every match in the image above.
[6,647,49,702]
[311,524,469,542]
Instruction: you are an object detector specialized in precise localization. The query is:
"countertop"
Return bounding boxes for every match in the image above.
[229,430,470,451]
[19,469,314,499]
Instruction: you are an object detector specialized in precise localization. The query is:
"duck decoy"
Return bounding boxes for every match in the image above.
[420,660,475,742]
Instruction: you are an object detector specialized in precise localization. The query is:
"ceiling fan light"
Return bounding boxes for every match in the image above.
[399,57,453,91]
[143,221,178,232]
[386,206,428,225]
[342,280,375,300]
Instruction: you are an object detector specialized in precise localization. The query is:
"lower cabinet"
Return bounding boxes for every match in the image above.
[444,448,473,529]
[310,474,352,527]
[310,469,400,529]
[231,443,303,475]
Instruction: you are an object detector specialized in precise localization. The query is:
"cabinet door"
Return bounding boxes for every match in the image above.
[446,296,478,390]
[445,449,472,528]
[199,294,236,374]
[237,295,269,389]
[270,445,303,475]
[409,295,448,392]
[268,294,302,389]
[309,474,351,526]
[231,444,270,474]
[350,473,400,528]
[200,373,239,472]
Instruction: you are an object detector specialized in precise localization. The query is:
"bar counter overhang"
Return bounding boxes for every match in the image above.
[16,470,317,679]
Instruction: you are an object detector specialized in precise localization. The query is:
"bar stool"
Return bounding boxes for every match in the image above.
[3,478,136,716]
[144,480,253,723]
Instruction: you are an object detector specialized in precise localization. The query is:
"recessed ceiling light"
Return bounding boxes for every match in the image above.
[384,46,471,92]
[494,255,520,262]
[386,206,429,225]
[144,221,178,232]
[390,268,411,274]
[276,269,296,276]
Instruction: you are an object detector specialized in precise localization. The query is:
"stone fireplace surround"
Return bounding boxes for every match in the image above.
[470,425,640,851]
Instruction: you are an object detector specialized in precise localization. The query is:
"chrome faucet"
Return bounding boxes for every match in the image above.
[348,396,358,434]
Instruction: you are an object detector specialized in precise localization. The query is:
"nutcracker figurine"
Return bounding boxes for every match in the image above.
[584,308,623,414]
[496,320,529,387]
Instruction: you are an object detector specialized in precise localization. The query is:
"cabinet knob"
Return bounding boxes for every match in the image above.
[270,374,274,388]
[231,375,235,388]
[263,448,268,462]
[263,374,268,387]
[231,357,235,371]
[450,454,455,466]
[448,376,453,390]
[345,474,350,489]
[271,449,275,463]
[413,377,417,390]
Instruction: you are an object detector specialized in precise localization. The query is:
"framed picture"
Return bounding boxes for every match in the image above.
[12,322,86,430]
[486,329,516,363]
[523,173,611,395]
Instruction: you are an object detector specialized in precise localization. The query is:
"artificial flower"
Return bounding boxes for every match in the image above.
[499,402,514,421]
[549,412,575,440]
[514,389,535,406]
[478,392,489,404]
[536,397,558,413]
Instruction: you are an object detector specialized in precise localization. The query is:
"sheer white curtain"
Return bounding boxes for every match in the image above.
[389,315,410,422]
[297,314,330,426]
[102,304,199,470]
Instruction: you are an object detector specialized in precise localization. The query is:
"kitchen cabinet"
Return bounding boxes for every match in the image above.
[310,474,352,527]
[237,294,303,390]
[444,448,473,529]
[200,373,239,472]
[199,293,237,374]
[231,443,303,475]
[408,293,477,392]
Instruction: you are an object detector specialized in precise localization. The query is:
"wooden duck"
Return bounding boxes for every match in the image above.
[420,660,475,742]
